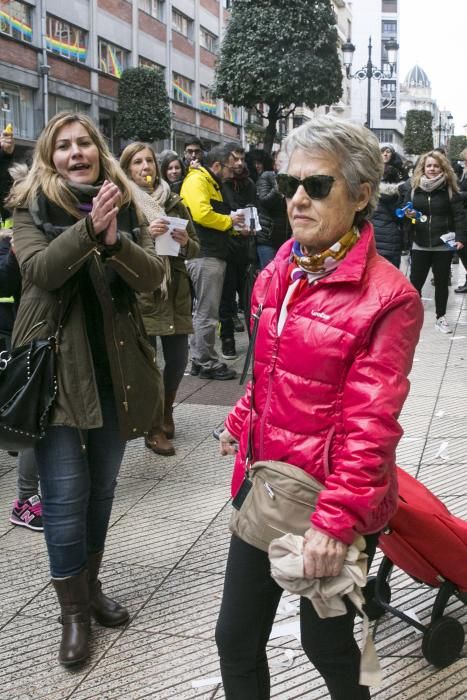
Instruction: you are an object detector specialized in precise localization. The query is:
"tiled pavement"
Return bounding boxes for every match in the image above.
[1,258,467,700]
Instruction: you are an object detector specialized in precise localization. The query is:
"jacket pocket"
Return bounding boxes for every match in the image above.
[323,425,335,478]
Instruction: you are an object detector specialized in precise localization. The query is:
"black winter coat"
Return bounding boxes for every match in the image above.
[256,171,289,249]
[401,184,467,247]
[371,183,403,259]
[222,172,257,265]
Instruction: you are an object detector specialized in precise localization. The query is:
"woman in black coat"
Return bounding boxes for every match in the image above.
[372,165,403,268]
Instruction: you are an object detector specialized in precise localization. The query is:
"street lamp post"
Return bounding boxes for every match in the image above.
[436,112,453,150]
[342,36,399,130]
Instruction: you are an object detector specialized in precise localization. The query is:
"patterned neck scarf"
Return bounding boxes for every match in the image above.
[290,226,360,278]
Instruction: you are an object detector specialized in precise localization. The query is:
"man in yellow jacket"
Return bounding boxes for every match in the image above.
[182,144,244,380]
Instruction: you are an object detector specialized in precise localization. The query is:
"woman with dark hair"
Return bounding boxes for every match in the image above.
[380,145,403,176]
[120,142,199,453]
[160,153,187,194]
[255,151,289,269]
[245,149,274,183]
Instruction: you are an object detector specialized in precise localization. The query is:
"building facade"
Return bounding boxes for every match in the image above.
[0,0,241,155]
[399,66,454,151]
[348,0,403,146]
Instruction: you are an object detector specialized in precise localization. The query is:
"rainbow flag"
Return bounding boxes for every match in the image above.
[224,104,240,124]
[172,80,193,105]
[0,10,32,40]
[46,36,87,61]
[200,100,217,115]
[107,45,123,78]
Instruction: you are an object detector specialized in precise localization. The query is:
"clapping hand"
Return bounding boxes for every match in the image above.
[90,180,121,244]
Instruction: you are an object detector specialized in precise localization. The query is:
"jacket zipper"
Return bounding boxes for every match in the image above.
[67,246,98,271]
[108,257,140,278]
[95,257,129,412]
[21,320,47,344]
[428,194,432,246]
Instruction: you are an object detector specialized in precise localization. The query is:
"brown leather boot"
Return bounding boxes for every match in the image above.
[162,390,177,439]
[88,550,129,627]
[145,429,175,456]
[52,569,90,667]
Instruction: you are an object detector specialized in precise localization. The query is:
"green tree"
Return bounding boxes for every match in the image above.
[214,0,342,153]
[403,110,433,155]
[448,135,467,160]
[116,67,171,142]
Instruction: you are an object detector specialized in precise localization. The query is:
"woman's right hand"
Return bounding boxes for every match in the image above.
[219,428,238,456]
[148,218,169,240]
[90,180,121,235]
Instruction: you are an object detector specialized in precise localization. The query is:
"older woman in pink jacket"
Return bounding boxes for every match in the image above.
[216,116,424,700]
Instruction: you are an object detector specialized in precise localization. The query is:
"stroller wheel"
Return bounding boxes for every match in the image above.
[422,616,465,668]
[363,576,391,620]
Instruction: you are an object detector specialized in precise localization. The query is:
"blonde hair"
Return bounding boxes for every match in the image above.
[6,112,135,217]
[412,151,459,192]
[120,141,171,207]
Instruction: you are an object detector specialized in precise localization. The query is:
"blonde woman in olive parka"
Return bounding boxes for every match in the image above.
[7,112,165,669]
[120,142,199,457]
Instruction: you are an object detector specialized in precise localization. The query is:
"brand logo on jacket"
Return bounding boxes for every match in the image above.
[311,310,331,321]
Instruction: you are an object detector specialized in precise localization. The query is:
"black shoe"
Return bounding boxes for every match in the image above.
[221,337,238,360]
[190,360,201,376]
[199,363,237,380]
[455,282,467,293]
[233,315,244,333]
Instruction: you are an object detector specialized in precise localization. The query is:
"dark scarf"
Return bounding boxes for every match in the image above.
[29,182,140,243]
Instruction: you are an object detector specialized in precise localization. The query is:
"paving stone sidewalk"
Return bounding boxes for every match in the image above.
[1,259,466,699]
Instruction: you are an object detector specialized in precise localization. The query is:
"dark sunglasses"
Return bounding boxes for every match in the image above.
[276,173,335,200]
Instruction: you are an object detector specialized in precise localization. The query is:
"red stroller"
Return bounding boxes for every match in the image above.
[364,467,467,668]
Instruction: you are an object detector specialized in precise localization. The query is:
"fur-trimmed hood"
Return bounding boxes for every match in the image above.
[379,181,400,197]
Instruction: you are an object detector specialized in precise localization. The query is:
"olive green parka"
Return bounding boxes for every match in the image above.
[137,192,200,337]
[12,201,165,441]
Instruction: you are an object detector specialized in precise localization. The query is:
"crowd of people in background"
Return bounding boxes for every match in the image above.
[1,111,467,682]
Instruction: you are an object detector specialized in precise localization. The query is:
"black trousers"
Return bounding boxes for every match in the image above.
[457,246,467,284]
[149,334,188,395]
[216,533,378,700]
[410,249,452,318]
[219,259,247,340]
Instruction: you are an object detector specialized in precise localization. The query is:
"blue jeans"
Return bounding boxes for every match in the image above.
[256,244,276,270]
[34,385,126,578]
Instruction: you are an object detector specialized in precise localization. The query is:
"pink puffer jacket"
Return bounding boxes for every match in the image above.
[225,222,424,545]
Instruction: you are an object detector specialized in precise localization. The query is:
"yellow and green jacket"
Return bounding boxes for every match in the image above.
[181,165,233,260]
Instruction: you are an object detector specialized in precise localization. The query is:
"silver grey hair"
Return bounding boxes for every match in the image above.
[283,115,383,227]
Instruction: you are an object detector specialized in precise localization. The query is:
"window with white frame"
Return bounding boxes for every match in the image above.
[172,8,193,39]
[172,72,193,106]
[200,86,217,115]
[200,27,217,53]
[139,0,164,22]
[0,82,34,138]
[98,39,128,78]
[0,0,32,43]
[46,15,88,63]
[48,95,89,120]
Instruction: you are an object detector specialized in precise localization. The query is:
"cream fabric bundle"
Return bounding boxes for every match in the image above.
[269,533,382,687]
